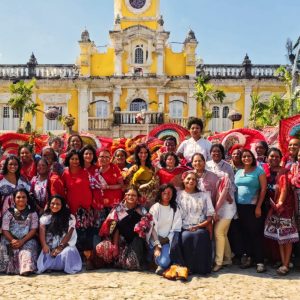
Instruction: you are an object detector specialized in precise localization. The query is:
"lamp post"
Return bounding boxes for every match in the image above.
[228,110,242,129]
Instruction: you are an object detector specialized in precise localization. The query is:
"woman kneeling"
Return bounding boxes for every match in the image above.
[96,188,151,270]
[37,195,82,274]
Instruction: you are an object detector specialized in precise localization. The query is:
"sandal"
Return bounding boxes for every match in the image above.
[276,266,289,276]
[256,263,266,273]
[176,266,189,281]
[240,257,252,269]
[163,265,178,280]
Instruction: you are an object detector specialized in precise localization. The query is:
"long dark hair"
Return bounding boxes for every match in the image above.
[155,183,177,212]
[134,143,152,169]
[44,195,71,237]
[2,155,21,179]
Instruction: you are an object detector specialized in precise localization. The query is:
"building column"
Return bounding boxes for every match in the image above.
[113,86,122,109]
[115,51,122,76]
[157,92,165,112]
[78,86,90,131]
[157,52,164,76]
[188,92,197,117]
[244,86,252,127]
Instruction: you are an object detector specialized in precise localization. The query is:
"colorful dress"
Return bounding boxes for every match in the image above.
[1,207,38,274]
[37,214,82,274]
[290,162,300,230]
[0,177,30,226]
[126,164,159,209]
[96,202,151,270]
[20,160,37,182]
[264,172,299,244]
[196,170,219,205]
[31,176,49,212]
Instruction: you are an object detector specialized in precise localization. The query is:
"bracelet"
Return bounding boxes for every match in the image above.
[153,240,161,248]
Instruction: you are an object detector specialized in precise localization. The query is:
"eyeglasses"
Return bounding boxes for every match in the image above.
[99,156,110,159]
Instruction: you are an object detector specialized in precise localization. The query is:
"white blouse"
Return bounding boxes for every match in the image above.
[176,190,215,230]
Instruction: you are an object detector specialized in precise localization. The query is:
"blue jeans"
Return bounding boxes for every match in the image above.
[149,244,171,269]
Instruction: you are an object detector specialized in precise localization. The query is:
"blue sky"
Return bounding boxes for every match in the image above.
[0,0,299,65]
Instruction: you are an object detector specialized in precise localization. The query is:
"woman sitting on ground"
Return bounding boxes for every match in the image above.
[169,171,214,277]
[0,188,38,275]
[96,187,152,270]
[37,195,82,274]
[149,184,182,275]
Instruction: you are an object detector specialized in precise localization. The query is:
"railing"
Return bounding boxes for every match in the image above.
[88,118,113,130]
[114,111,164,125]
[199,64,282,79]
[168,117,189,127]
[0,64,78,79]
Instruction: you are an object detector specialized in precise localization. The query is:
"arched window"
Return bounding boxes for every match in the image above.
[169,100,183,118]
[212,106,220,118]
[96,100,108,118]
[222,106,229,118]
[130,98,147,111]
[135,46,144,64]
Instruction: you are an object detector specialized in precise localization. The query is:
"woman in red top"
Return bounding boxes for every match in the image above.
[157,152,189,188]
[98,149,124,209]
[61,149,93,252]
[18,145,37,182]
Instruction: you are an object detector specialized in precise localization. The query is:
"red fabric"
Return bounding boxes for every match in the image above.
[86,164,104,210]
[20,160,37,182]
[61,168,92,214]
[157,166,189,185]
[101,164,123,208]
[50,173,65,198]
[279,114,300,155]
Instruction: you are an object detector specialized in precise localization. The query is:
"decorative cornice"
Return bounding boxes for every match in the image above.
[39,93,71,104]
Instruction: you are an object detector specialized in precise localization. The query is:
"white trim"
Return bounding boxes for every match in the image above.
[39,93,71,104]
[169,95,187,104]
[125,0,151,14]
[0,93,10,103]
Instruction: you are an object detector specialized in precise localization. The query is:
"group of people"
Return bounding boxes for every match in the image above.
[0,117,299,280]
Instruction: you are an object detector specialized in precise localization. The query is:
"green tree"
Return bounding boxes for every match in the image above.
[8,79,39,132]
[194,75,226,128]
[248,94,269,129]
[275,66,300,115]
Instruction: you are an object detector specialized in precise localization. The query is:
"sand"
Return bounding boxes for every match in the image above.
[0,265,300,300]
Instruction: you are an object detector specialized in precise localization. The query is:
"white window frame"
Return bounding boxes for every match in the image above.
[0,106,19,131]
[95,100,109,118]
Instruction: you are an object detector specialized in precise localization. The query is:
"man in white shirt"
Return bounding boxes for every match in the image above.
[176,117,212,163]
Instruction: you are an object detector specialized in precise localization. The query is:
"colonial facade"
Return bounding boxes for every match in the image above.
[0,0,287,136]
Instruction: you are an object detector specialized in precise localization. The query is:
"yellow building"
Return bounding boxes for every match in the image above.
[0,0,286,136]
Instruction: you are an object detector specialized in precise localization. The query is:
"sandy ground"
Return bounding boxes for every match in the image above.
[0,265,300,300]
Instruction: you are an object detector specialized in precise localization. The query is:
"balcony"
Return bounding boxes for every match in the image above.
[88,117,113,131]
[113,111,164,125]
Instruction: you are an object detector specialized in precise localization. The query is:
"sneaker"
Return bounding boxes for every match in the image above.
[212,265,223,272]
[256,263,266,273]
[155,266,165,276]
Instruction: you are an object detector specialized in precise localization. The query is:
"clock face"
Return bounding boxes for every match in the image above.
[129,0,146,9]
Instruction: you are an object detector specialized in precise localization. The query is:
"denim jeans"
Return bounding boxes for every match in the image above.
[149,243,171,269]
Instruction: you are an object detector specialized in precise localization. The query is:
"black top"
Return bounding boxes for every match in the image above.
[117,209,142,243]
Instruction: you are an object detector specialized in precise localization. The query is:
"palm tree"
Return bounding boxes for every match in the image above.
[8,79,39,132]
[275,66,300,115]
[248,94,269,129]
[194,75,226,128]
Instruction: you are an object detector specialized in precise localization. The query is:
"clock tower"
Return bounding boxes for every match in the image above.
[114,0,160,30]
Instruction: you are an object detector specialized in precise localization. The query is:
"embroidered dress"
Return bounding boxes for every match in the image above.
[264,173,299,244]
[1,208,38,275]
[0,177,30,225]
[37,214,82,274]
[290,162,300,230]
